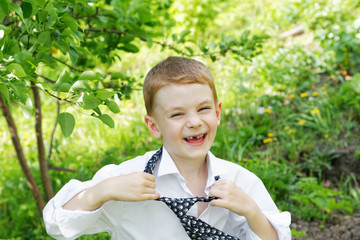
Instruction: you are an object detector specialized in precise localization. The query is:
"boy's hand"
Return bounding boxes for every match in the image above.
[63,172,160,211]
[209,180,255,216]
[102,172,160,202]
[209,180,279,240]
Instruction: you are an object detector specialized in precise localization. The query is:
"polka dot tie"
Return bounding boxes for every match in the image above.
[144,147,241,240]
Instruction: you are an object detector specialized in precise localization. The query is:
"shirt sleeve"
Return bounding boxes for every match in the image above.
[43,164,123,239]
[230,169,292,240]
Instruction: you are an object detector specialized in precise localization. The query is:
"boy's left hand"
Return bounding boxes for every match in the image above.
[209,180,256,217]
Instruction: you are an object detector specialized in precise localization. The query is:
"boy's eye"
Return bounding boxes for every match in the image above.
[171,113,183,118]
[199,107,211,111]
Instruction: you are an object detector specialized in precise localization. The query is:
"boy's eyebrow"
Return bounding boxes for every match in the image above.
[165,99,214,113]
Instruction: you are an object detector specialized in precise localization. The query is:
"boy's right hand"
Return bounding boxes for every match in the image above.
[62,172,160,211]
[101,172,160,202]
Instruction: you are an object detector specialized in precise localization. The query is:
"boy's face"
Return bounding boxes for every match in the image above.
[145,83,221,163]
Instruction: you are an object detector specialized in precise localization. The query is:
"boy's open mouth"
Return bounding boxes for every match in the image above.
[184,133,206,145]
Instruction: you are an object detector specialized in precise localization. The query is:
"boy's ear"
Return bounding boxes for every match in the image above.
[144,115,162,138]
[216,101,222,126]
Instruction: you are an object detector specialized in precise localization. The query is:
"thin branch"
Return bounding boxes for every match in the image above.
[48,93,60,161]
[43,89,74,103]
[50,56,82,73]
[48,164,76,173]
[36,74,56,83]
[84,28,126,35]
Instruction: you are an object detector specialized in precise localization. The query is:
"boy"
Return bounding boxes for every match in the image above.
[43,57,291,239]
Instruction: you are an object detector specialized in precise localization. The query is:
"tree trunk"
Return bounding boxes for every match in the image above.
[0,94,45,215]
[31,81,54,201]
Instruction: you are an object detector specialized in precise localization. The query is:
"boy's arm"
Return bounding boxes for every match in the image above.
[210,180,279,240]
[63,172,160,211]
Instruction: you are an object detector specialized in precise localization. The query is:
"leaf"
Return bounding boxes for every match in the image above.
[97,89,116,100]
[9,3,23,17]
[179,29,191,42]
[111,72,128,80]
[7,63,26,78]
[51,70,70,91]
[37,31,51,47]
[82,93,101,110]
[106,100,120,113]
[58,83,72,92]
[14,52,36,75]
[21,2,33,18]
[58,112,75,137]
[61,15,79,31]
[70,80,90,91]
[0,85,10,104]
[79,71,99,81]
[0,0,9,19]
[119,43,139,53]
[19,97,34,119]
[69,46,78,64]
[95,114,115,128]
[46,10,57,29]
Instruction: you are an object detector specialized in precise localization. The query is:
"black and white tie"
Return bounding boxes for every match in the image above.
[144,147,241,240]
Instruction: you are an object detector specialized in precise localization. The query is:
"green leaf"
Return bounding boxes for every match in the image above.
[61,15,79,31]
[14,52,36,75]
[97,89,116,100]
[0,85,10,104]
[9,3,23,17]
[70,80,90,91]
[95,114,115,128]
[7,63,26,78]
[69,46,78,64]
[21,2,33,18]
[19,97,34,119]
[82,93,101,110]
[3,39,20,56]
[106,100,120,113]
[58,83,72,92]
[0,0,9,19]
[51,70,70,91]
[37,31,51,47]
[111,72,128,80]
[79,71,98,81]
[58,112,75,137]
[179,29,191,42]
[119,43,139,53]
[46,10,57,29]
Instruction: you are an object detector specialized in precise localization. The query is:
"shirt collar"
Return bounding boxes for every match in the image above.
[157,147,230,182]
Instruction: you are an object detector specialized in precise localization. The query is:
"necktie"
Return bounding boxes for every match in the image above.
[144,147,241,240]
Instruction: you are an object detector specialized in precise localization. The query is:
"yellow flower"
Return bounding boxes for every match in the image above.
[267,133,274,137]
[298,120,306,125]
[273,137,278,141]
[313,91,319,97]
[311,85,315,89]
[263,138,273,144]
[289,94,295,99]
[321,86,326,91]
[23,132,31,140]
[300,92,308,98]
[288,129,296,134]
[273,161,278,165]
[242,158,248,162]
[284,126,290,130]
[242,93,248,97]
[312,108,320,114]
[325,134,329,139]
[264,108,272,114]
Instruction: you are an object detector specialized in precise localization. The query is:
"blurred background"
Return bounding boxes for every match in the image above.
[0,0,360,239]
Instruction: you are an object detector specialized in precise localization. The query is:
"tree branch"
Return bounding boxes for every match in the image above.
[48,94,60,161]
[50,56,82,72]
[43,89,74,103]
[48,164,76,173]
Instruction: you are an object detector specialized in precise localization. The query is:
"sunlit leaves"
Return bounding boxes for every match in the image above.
[58,112,75,137]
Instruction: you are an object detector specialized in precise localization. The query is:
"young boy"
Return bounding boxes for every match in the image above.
[43,57,291,240]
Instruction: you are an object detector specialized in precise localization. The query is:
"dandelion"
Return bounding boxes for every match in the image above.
[300,92,308,98]
[288,129,296,134]
[298,120,306,125]
[263,138,273,144]
[313,91,319,97]
[267,133,274,137]
[289,94,295,99]
[264,108,272,114]
[273,161,278,165]
[273,137,278,141]
[284,126,290,130]
[325,134,329,139]
[242,158,248,162]
[312,108,320,114]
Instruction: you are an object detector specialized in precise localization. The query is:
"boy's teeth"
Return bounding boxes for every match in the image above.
[187,134,204,140]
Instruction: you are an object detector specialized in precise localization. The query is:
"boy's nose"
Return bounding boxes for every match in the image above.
[185,114,203,128]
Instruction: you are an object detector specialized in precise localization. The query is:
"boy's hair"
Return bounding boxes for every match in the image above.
[143,57,218,115]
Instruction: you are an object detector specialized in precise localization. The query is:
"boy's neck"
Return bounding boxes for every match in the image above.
[170,154,208,181]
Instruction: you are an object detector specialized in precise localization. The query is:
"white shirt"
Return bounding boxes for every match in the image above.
[43,148,291,240]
